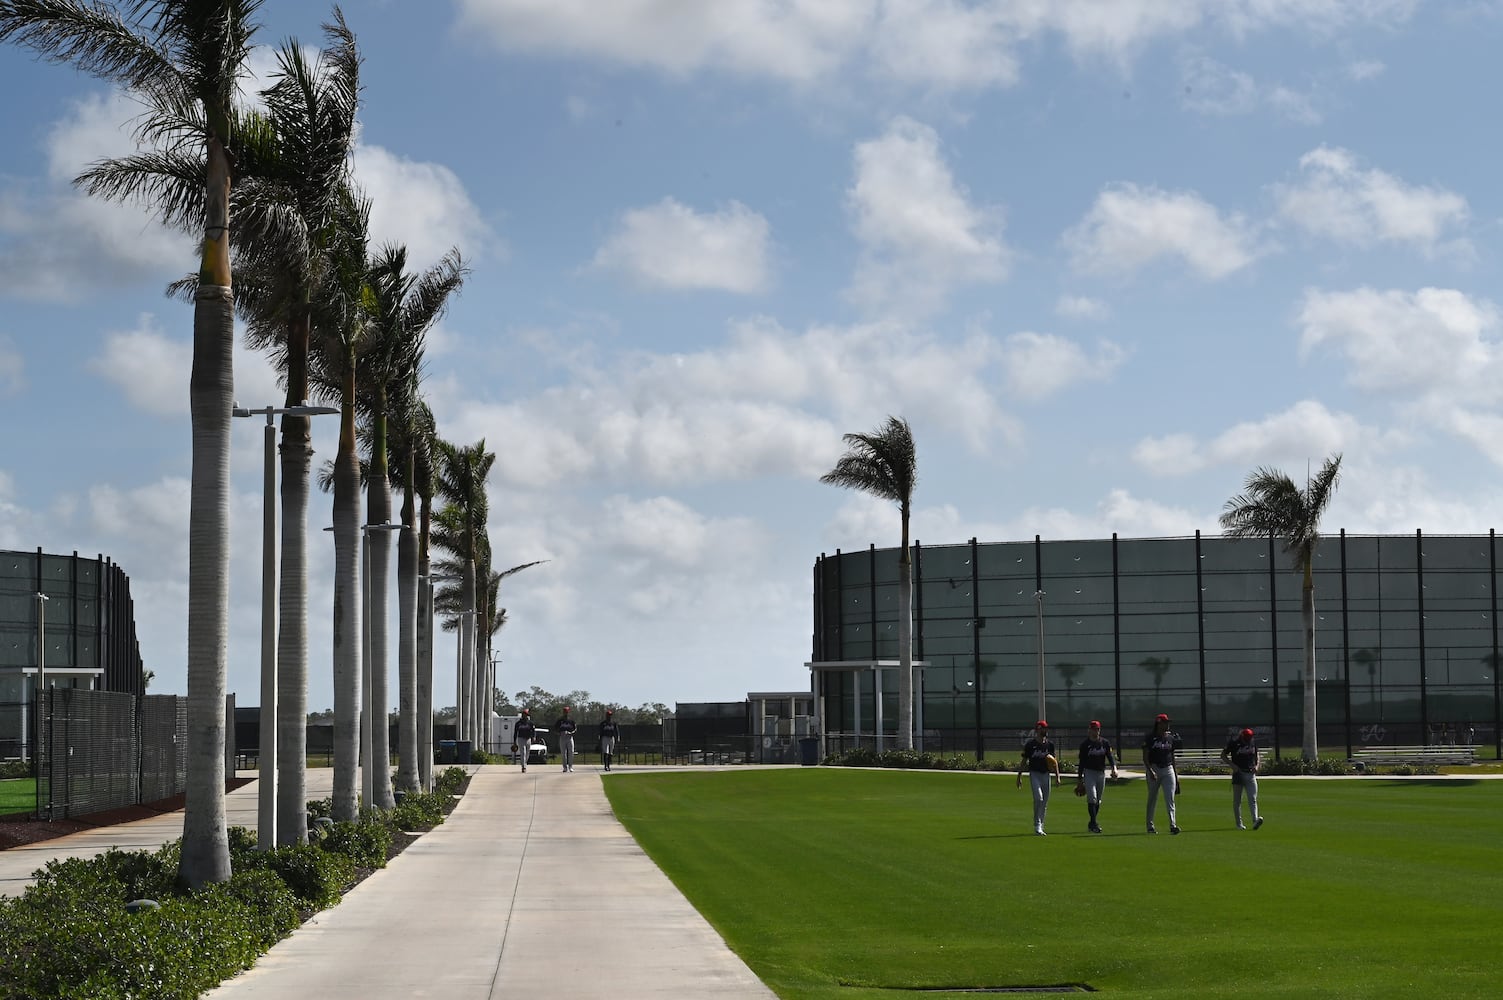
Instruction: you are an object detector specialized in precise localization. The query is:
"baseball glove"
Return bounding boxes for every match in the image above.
[1073,782,1086,797]
[511,743,519,753]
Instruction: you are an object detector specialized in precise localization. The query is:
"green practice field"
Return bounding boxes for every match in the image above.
[0,779,34,816]
[605,769,1502,999]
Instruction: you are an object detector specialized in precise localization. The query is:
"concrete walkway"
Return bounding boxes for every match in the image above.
[1,765,778,999]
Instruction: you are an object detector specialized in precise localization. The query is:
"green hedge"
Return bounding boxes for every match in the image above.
[0,770,470,1000]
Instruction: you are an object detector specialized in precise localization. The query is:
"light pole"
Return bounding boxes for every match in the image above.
[234,401,338,849]
[33,592,49,769]
[1034,589,1046,720]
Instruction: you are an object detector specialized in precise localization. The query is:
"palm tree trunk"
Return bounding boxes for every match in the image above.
[276,421,312,845]
[898,515,914,751]
[180,283,235,889]
[179,137,235,890]
[395,499,420,792]
[417,496,434,792]
[331,409,363,822]
[460,561,476,746]
[367,472,396,810]
[1302,557,1319,761]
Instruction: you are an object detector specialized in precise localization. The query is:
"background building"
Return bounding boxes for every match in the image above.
[812,532,1503,759]
[0,548,146,759]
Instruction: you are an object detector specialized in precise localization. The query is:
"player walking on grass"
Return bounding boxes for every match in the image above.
[1221,727,1265,830]
[1016,721,1061,836]
[1076,720,1119,833]
[1143,713,1182,834]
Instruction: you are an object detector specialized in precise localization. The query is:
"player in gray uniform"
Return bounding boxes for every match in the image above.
[555,706,578,772]
[1221,727,1264,830]
[1015,721,1061,836]
[514,709,536,773]
[1142,713,1182,834]
[1076,720,1119,833]
[598,710,620,771]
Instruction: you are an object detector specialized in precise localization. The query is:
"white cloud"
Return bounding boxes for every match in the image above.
[1065,182,1262,280]
[1274,146,1470,255]
[86,316,287,418]
[1133,400,1366,476]
[0,92,191,302]
[592,198,772,294]
[454,0,865,83]
[354,144,499,272]
[1055,295,1110,321]
[453,1,1418,91]
[1179,55,1326,123]
[846,117,1009,316]
[1297,286,1501,398]
[437,315,1082,491]
[1001,332,1126,401]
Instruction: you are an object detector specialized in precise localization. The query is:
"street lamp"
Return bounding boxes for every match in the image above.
[1034,589,1046,720]
[234,401,338,849]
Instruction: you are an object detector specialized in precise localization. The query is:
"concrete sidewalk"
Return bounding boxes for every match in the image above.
[0,764,776,998]
[202,765,776,999]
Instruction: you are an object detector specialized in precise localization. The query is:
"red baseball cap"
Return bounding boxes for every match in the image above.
[1240,728,1254,738]
[1036,720,1049,729]
[1155,713,1170,722]
[1089,720,1102,728]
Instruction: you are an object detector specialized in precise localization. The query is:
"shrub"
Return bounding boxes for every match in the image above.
[0,759,31,780]
[435,766,468,795]
[236,844,356,910]
[469,748,492,764]
[319,819,391,870]
[386,790,448,832]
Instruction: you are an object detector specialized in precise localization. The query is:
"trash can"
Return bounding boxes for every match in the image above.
[455,740,473,764]
[798,737,820,766]
[438,740,457,764]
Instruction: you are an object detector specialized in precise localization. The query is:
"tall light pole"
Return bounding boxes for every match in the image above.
[234,402,338,848]
[1034,589,1046,720]
[33,592,48,781]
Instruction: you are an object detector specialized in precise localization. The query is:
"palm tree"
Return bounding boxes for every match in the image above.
[481,559,548,741]
[1,0,264,889]
[360,244,465,800]
[1220,453,1343,760]
[431,439,495,747]
[1054,662,1083,712]
[309,184,372,822]
[408,401,439,791]
[233,11,360,846]
[1139,656,1172,702]
[821,416,918,750]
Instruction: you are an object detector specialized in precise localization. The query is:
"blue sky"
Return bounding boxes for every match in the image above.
[3,0,1503,714]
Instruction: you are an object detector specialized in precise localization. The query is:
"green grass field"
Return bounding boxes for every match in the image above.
[605,769,1502,999]
[0,779,35,816]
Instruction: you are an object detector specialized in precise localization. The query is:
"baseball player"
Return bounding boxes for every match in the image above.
[555,706,578,772]
[1142,713,1182,834]
[514,708,537,773]
[1016,720,1061,836]
[1076,720,1119,833]
[1221,727,1265,830]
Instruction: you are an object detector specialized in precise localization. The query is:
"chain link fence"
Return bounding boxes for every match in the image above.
[31,690,187,820]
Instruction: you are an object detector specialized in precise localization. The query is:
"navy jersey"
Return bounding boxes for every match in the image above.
[555,716,577,735]
[1022,738,1056,773]
[1142,731,1181,767]
[515,717,536,740]
[1078,737,1115,772]
[599,719,620,740]
[1224,738,1258,772]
